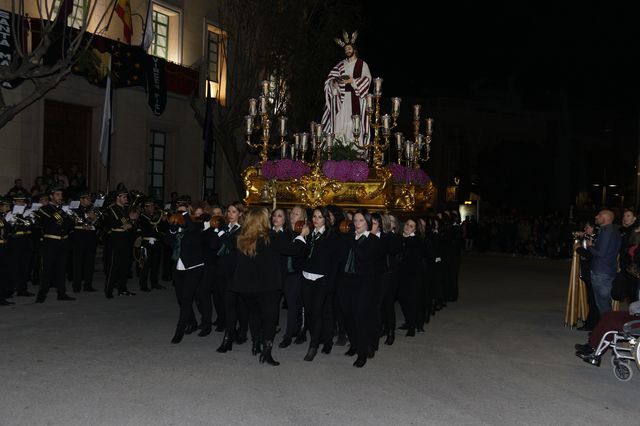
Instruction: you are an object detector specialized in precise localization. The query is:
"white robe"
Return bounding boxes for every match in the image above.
[321,57,371,151]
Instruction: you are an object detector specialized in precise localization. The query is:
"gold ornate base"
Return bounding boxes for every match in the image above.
[242,165,436,212]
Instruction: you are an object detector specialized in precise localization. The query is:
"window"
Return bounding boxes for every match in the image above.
[205,23,228,105]
[52,0,87,28]
[148,3,181,64]
[151,10,169,59]
[149,131,166,201]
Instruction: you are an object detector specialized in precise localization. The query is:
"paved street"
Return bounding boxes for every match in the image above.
[1,253,639,426]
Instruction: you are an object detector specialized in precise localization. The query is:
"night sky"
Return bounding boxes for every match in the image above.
[342,1,640,213]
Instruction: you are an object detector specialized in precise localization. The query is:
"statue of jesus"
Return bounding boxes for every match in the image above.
[321,31,371,149]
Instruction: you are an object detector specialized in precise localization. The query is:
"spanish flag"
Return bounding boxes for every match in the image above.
[114,0,133,44]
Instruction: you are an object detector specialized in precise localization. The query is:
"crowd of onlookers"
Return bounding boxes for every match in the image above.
[6,165,88,200]
[461,213,576,259]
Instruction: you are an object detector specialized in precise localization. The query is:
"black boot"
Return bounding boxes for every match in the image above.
[171,326,185,344]
[384,330,395,346]
[304,346,318,362]
[216,333,233,353]
[353,355,367,368]
[252,340,263,356]
[259,341,280,366]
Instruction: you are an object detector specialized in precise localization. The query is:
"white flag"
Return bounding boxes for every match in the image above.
[98,57,112,167]
[142,0,154,51]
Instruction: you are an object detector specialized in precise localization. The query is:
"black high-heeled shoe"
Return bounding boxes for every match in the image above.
[344,346,357,357]
[252,340,262,356]
[279,337,292,348]
[184,323,198,335]
[216,333,233,353]
[171,326,185,344]
[259,341,280,366]
[384,331,395,346]
[304,346,318,362]
[353,356,367,368]
[198,327,212,337]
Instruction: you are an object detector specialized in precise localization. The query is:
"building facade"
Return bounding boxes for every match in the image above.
[0,0,239,203]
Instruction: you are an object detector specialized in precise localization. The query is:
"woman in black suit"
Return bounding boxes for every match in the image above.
[375,213,402,346]
[397,218,423,337]
[337,208,381,368]
[227,207,307,366]
[169,204,211,344]
[301,206,339,362]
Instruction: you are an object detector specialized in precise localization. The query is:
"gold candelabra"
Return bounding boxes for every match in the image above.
[394,105,434,168]
[245,80,286,164]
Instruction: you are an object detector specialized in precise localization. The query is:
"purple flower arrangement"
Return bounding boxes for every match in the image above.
[387,163,431,186]
[260,159,311,180]
[322,160,369,182]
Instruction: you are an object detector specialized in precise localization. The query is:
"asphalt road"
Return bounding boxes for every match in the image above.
[1,253,638,426]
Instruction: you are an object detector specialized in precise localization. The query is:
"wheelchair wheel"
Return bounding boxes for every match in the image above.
[634,342,640,371]
[613,361,633,382]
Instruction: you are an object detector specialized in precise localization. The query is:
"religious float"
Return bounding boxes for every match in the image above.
[242,62,436,213]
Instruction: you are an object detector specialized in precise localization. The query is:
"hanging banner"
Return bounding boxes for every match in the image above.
[146,55,166,116]
[0,9,23,89]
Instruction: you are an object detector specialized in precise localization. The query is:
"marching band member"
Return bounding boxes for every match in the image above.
[137,199,167,292]
[8,190,35,297]
[103,188,138,298]
[0,198,14,305]
[35,186,76,303]
[71,190,99,293]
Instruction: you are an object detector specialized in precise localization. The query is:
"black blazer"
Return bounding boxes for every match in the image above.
[217,223,241,277]
[338,232,381,277]
[397,235,423,283]
[231,230,306,293]
[172,213,206,269]
[302,229,339,277]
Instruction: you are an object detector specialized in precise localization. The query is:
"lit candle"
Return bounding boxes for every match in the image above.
[395,132,403,150]
[248,98,257,116]
[366,94,374,113]
[315,123,323,139]
[413,105,421,121]
[351,115,361,136]
[426,117,434,135]
[416,134,424,149]
[381,114,391,130]
[404,140,412,160]
[301,133,309,151]
[262,118,271,138]
[278,116,288,136]
[327,134,334,149]
[259,96,268,114]
[373,77,383,96]
[281,141,288,159]
[261,80,270,96]
[294,133,301,150]
[309,121,316,137]
[244,115,254,135]
[391,97,401,116]
[290,143,296,159]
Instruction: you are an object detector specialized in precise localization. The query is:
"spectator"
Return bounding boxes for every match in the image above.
[6,178,25,197]
[54,166,69,188]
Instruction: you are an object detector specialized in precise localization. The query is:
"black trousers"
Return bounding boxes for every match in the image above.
[72,231,97,290]
[338,273,376,357]
[243,291,280,342]
[583,278,600,328]
[380,271,397,333]
[0,244,10,297]
[398,273,419,331]
[106,233,132,293]
[9,235,33,294]
[194,262,215,327]
[174,266,209,328]
[302,276,333,348]
[39,239,69,297]
[282,273,303,338]
[139,241,162,289]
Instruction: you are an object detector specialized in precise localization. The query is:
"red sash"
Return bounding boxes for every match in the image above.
[345,58,363,115]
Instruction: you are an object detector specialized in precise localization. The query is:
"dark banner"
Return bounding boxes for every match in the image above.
[0,9,24,89]
[146,55,166,116]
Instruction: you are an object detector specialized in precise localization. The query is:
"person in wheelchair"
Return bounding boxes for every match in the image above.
[575,301,640,366]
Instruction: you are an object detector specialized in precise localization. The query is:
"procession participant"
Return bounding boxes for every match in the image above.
[35,186,76,303]
[8,190,35,297]
[301,206,339,362]
[217,202,249,352]
[336,209,380,367]
[137,198,167,292]
[227,207,307,365]
[326,204,348,347]
[278,205,309,348]
[169,202,212,344]
[71,190,99,293]
[427,216,446,314]
[321,31,372,148]
[378,213,402,345]
[202,204,224,330]
[397,218,423,337]
[446,210,463,303]
[29,193,49,289]
[103,188,138,298]
[0,198,14,305]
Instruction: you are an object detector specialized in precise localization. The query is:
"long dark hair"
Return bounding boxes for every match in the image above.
[313,206,333,235]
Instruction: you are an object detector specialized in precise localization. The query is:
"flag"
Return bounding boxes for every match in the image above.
[141,0,154,51]
[203,83,215,168]
[99,56,112,167]
[114,0,133,44]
